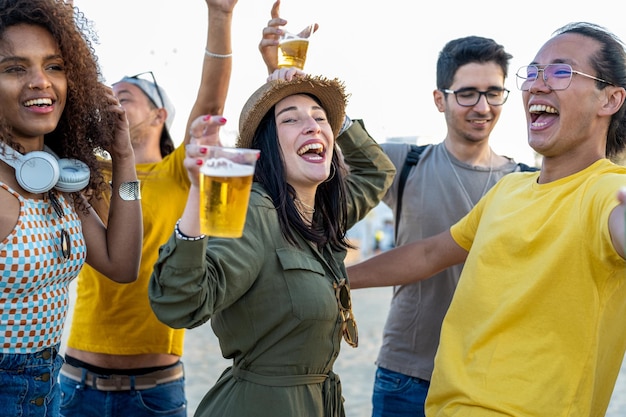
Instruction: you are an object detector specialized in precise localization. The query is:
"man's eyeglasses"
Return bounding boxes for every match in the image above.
[516,64,614,91]
[129,71,165,109]
[334,278,358,348]
[441,88,509,107]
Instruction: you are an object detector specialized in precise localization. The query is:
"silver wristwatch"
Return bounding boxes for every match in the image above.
[118,180,141,201]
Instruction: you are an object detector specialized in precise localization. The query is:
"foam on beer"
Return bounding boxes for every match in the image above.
[201,157,255,177]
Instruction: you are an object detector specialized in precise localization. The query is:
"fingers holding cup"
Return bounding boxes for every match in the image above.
[277,23,316,70]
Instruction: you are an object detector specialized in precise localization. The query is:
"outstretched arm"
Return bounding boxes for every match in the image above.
[347,230,468,289]
[183,0,238,146]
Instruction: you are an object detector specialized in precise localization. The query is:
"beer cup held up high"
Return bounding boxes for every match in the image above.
[278,24,314,70]
[199,147,260,238]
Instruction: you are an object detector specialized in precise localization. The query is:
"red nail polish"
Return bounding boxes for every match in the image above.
[199,147,207,154]
[196,159,204,166]
[203,114,212,121]
[219,117,227,124]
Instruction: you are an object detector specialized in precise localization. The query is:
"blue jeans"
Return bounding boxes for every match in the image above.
[59,370,187,417]
[0,345,63,417]
[371,366,429,417]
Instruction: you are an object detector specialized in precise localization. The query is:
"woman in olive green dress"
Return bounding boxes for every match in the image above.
[149,69,395,416]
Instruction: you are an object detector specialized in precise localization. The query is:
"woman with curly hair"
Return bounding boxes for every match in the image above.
[0,1,142,415]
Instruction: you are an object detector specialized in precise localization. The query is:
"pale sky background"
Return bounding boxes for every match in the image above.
[73,0,626,166]
[68,3,626,409]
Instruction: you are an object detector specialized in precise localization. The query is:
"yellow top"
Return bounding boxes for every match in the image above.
[67,144,190,355]
[428,159,626,417]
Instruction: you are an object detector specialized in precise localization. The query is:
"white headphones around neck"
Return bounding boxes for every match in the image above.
[0,142,90,193]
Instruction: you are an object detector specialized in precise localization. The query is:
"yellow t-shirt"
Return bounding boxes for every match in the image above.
[427,159,626,417]
[67,144,190,355]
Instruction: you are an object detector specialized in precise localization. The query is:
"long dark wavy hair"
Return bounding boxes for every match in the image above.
[0,0,114,209]
[250,101,354,252]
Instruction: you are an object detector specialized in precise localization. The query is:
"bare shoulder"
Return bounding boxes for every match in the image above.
[0,185,19,241]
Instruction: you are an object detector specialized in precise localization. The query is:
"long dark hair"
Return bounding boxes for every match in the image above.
[251,106,353,251]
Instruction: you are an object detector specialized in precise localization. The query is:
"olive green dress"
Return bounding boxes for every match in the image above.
[149,120,395,416]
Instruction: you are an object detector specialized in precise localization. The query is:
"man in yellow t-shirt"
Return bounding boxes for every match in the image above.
[59,1,238,416]
[348,22,626,417]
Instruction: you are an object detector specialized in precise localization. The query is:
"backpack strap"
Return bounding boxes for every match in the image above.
[395,144,428,238]
[516,162,539,172]
[394,150,537,238]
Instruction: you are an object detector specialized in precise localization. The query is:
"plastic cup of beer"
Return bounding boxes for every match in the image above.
[277,24,314,70]
[199,146,260,238]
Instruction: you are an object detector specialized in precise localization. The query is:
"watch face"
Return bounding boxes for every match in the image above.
[119,181,141,201]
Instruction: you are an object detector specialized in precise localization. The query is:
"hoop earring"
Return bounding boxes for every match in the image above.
[324,164,336,183]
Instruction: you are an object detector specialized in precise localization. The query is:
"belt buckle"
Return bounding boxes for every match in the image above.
[65,362,184,391]
[100,375,129,391]
[93,375,155,391]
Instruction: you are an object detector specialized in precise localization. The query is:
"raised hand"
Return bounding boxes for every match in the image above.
[258,0,318,74]
[185,114,227,186]
[103,85,132,160]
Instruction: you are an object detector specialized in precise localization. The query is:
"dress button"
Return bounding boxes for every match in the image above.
[40,372,51,382]
[41,350,51,360]
[31,397,45,406]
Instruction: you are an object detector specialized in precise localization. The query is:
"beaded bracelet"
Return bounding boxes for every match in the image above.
[204,49,232,59]
[175,219,206,241]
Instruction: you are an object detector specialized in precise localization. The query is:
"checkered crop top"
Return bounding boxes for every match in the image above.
[0,182,86,354]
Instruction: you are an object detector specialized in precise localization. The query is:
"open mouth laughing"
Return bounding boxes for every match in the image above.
[529,104,558,128]
[297,142,325,161]
[24,98,53,107]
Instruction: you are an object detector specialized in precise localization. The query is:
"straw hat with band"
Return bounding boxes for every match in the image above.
[237,75,349,149]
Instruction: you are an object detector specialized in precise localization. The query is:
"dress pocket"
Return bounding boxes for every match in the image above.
[276,248,336,321]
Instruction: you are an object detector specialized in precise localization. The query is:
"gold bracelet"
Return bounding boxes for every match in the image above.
[204,49,232,59]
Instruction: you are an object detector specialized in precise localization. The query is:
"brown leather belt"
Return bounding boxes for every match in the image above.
[60,362,184,391]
